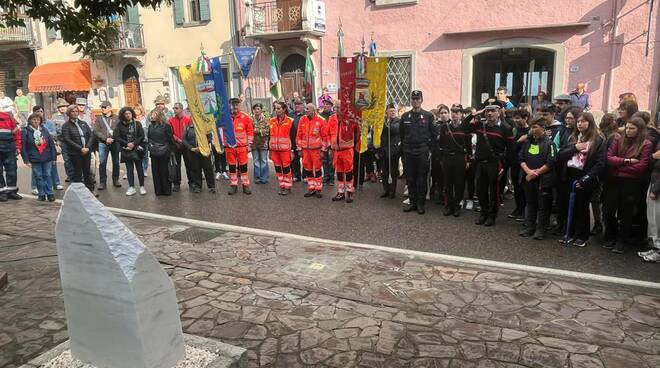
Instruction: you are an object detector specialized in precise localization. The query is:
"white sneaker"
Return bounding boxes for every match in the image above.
[139,186,147,195]
[126,187,137,196]
[465,200,474,210]
[222,172,230,180]
[31,188,38,195]
[215,172,222,181]
[55,184,64,190]
[403,198,410,205]
[143,172,148,177]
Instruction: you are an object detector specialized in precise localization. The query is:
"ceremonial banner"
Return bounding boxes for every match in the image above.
[338,57,361,135]
[232,46,258,78]
[210,57,235,147]
[178,63,216,157]
[362,57,388,148]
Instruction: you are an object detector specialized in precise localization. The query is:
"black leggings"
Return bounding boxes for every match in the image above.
[603,176,647,244]
[125,159,144,187]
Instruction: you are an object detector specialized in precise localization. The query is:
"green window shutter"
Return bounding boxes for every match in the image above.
[126,5,140,24]
[174,0,185,25]
[199,0,210,22]
[46,27,57,39]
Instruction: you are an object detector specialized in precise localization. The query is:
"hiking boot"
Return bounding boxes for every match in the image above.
[304,190,316,197]
[519,228,535,237]
[47,195,55,202]
[416,204,426,215]
[332,193,345,202]
[475,215,487,225]
[315,191,323,198]
[601,239,616,250]
[532,229,546,240]
[443,207,453,216]
[243,186,252,195]
[7,192,22,200]
[484,217,496,227]
[403,203,417,212]
[346,192,354,203]
[228,186,238,195]
[37,195,46,201]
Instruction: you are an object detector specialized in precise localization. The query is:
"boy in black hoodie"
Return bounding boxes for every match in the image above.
[519,117,557,240]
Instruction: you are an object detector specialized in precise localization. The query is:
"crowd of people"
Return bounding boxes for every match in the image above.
[0,83,658,263]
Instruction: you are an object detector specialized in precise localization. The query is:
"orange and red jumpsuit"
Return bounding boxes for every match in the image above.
[224,112,254,187]
[296,114,327,192]
[328,115,360,194]
[268,115,293,190]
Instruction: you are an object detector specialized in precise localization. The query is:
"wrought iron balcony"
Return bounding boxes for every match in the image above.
[243,0,325,40]
[0,17,34,44]
[109,22,146,52]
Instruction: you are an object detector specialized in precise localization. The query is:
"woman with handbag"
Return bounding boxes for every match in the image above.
[113,106,146,196]
[147,109,174,196]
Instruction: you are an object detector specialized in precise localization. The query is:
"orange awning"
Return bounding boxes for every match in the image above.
[28,60,92,93]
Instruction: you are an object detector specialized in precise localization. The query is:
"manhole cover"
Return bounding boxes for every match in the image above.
[168,227,225,244]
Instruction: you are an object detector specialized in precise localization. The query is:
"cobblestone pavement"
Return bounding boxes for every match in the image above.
[2,200,660,368]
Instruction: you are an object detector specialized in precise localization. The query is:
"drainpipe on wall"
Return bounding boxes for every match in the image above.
[604,0,619,112]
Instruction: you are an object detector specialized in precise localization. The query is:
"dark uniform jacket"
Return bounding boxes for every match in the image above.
[438,120,471,156]
[518,135,557,188]
[182,124,210,150]
[468,119,514,162]
[61,119,96,156]
[290,112,304,150]
[379,117,401,157]
[400,109,436,155]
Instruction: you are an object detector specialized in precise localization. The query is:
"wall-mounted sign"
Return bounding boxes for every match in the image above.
[312,1,326,33]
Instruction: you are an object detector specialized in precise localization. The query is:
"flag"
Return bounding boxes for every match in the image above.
[337,19,344,57]
[269,46,281,99]
[210,57,235,147]
[178,63,215,157]
[362,57,388,149]
[304,46,314,98]
[232,46,258,78]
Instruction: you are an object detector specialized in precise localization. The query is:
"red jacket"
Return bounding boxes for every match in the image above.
[168,115,192,141]
[0,112,21,152]
[296,114,327,150]
[227,112,254,148]
[607,137,653,179]
[269,115,293,151]
[327,115,360,151]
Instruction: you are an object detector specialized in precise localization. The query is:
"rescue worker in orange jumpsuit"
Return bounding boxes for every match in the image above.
[296,103,327,198]
[226,98,254,195]
[269,101,294,195]
[328,109,360,203]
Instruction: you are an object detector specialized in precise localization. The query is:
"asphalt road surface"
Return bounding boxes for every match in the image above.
[15,159,660,282]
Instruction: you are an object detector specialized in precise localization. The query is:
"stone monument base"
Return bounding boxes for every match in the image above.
[20,334,246,368]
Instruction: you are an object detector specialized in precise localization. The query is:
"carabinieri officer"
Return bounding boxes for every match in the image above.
[400,90,436,215]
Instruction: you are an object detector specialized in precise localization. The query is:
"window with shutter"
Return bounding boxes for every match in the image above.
[126,5,140,24]
[199,0,210,22]
[173,0,185,25]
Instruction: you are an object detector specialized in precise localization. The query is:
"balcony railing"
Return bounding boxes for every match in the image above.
[245,0,323,38]
[0,17,34,44]
[110,22,145,50]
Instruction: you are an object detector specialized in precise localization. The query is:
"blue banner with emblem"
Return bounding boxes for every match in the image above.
[207,57,235,146]
[232,46,258,78]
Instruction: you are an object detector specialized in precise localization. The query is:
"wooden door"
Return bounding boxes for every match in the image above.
[276,0,302,32]
[123,76,142,107]
[281,72,304,102]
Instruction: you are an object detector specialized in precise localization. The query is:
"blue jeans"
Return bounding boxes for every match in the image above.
[142,150,149,172]
[32,161,53,196]
[31,162,60,189]
[252,149,269,183]
[98,142,120,185]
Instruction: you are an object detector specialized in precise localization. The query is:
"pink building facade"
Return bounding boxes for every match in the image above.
[235,0,659,115]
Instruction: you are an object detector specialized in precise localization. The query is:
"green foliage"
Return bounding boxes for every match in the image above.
[0,0,171,57]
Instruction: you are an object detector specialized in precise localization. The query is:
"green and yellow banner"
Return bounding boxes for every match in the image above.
[361,57,388,151]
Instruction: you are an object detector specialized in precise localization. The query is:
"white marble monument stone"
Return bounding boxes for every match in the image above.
[55,184,185,368]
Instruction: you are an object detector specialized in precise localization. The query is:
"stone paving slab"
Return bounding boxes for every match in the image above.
[1,200,660,368]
